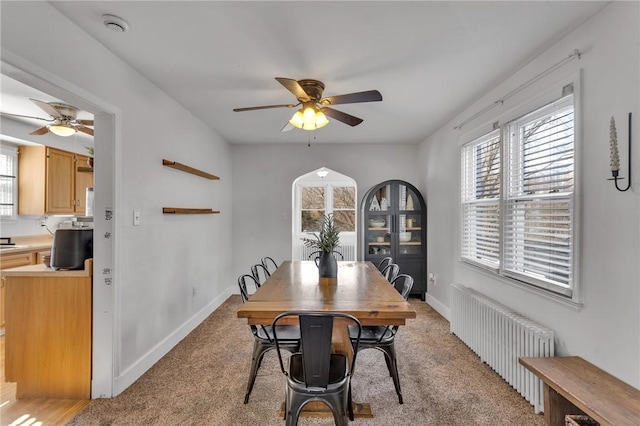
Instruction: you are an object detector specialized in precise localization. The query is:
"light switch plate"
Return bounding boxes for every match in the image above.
[133,210,141,226]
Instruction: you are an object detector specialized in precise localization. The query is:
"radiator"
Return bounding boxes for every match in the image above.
[298,244,355,261]
[450,284,554,413]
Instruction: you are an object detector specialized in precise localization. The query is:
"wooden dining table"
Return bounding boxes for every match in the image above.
[236,260,417,418]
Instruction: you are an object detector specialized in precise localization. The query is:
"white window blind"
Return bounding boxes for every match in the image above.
[503,94,574,294]
[0,146,18,219]
[461,130,501,269]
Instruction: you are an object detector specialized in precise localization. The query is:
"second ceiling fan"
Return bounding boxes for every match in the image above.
[233,77,382,131]
[1,98,94,137]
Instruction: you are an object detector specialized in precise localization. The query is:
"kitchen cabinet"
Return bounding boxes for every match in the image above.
[0,252,35,329]
[18,145,94,215]
[75,154,93,214]
[362,180,427,300]
[1,243,53,330]
[3,259,92,399]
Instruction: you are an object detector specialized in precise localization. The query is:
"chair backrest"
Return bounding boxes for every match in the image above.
[261,256,279,274]
[272,312,361,389]
[251,263,271,286]
[390,274,414,300]
[237,274,261,303]
[381,263,400,282]
[377,256,393,272]
[238,274,272,340]
[308,250,344,262]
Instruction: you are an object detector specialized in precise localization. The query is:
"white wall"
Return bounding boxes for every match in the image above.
[1,2,234,396]
[417,1,639,387]
[231,143,419,281]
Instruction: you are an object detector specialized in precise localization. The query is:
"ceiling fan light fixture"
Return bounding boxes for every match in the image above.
[48,124,77,137]
[289,104,329,130]
[314,110,329,129]
[289,109,305,129]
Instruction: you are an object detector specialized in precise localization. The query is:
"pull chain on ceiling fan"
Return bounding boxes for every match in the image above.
[1,98,94,137]
[233,77,382,131]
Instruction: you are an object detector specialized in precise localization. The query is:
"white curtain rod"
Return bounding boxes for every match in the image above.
[453,49,582,130]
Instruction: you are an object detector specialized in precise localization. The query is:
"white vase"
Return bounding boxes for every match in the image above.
[370,196,380,211]
[406,194,414,210]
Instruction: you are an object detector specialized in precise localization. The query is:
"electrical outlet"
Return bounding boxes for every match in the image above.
[39,219,47,227]
[429,273,437,286]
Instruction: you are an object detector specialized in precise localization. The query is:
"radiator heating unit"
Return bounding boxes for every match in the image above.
[450,284,554,413]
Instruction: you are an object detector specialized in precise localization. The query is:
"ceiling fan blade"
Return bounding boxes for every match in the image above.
[320,90,382,106]
[321,107,363,127]
[233,103,297,112]
[78,119,94,126]
[0,111,52,122]
[29,126,50,135]
[275,77,310,102]
[78,126,94,136]
[280,121,294,132]
[30,98,63,119]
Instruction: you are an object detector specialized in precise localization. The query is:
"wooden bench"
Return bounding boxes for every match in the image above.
[519,356,640,426]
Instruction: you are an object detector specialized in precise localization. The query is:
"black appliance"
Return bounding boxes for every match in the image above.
[50,228,93,270]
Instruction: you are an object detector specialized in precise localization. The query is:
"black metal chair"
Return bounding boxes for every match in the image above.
[261,256,279,274]
[237,274,300,404]
[377,256,393,272]
[381,262,400,282]
[251,263,271,286]
[273,312,362,426]
[308,250,344,262]
[348,274,414,404]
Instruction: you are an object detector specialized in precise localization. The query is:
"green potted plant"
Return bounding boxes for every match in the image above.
[84,146,94,168]
[301,213,340,278]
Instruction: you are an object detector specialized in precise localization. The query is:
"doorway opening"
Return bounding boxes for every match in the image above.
[291,167,357,261]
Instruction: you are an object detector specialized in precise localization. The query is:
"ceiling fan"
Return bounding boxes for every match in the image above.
[233,77,382,131]
[1,98,94,137]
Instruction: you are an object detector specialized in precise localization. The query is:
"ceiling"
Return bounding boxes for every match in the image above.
[2,1,609,145]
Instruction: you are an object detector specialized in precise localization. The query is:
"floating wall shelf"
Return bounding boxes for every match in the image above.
[162,207,220,214]
[162,159,219,180]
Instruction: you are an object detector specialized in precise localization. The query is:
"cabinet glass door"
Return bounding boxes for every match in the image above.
[366,183,391,257]
[397,184,423,256]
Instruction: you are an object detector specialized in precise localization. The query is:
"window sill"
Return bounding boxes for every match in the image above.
[459,259,584,312]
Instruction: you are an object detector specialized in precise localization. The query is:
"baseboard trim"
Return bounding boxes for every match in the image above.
[113,289,233,396]
[425,293,450,322]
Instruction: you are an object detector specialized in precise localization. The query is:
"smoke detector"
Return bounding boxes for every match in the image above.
[102,14,129,33]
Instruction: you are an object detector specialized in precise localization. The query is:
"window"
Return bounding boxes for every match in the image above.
[461,91,576,297]
[299,185,356,233]
[0,145,18,219]
[301,186,325,232]
[461,130,501,269]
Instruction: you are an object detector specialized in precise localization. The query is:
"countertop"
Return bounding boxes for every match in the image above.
[1,258,93,277]
[0,234,53,254]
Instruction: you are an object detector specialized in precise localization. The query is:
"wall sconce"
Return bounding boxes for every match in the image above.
[316,167,329,178]
[609,112,632,192]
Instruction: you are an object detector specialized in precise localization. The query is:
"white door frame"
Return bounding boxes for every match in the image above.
[2,51,120,397]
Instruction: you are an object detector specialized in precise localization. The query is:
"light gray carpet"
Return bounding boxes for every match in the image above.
[68,295,544,425]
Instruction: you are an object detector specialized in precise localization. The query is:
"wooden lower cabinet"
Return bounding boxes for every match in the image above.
[0,252,35,269]
[3,261,92,399]
[1,249,51,329]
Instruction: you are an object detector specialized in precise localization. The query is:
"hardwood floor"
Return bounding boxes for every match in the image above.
[1,334,89,426]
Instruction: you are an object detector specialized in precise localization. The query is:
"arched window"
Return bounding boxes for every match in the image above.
[292,167,357,260]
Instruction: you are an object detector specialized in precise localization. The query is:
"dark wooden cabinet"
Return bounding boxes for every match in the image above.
[362,180,427,300]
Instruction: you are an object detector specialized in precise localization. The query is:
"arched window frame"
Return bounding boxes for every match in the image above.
[292,167,357,260]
